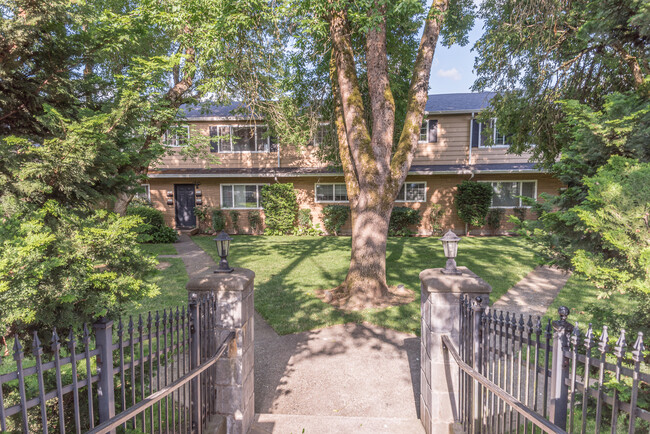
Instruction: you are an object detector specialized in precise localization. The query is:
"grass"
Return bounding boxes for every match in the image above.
[544,274,645,335]
[127,257,189,319]
[138,243,178,256]
[192,235,539,335]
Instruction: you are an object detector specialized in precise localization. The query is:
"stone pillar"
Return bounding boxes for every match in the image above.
[187,268,255,434]
[420,267,491,434]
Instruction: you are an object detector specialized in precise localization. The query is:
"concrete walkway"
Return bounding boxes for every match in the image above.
[166,235,424,433]
[164,237,570,432]
[491,265,571,318]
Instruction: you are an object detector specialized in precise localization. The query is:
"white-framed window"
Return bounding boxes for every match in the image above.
[315,183,348,203]
[313,123,329,146]
[211,125,270,153]
[164,125,190,147]
[220,184,267,209]
[419,121,428,143]
[482,181,537,208]
[396,182,426,202]
[419,119,438,143]
[135,184,150,202]
[470,119,509,148]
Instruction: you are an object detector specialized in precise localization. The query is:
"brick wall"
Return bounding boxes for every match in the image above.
[147,173,563,235]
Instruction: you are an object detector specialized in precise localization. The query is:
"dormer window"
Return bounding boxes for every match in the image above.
[164,125,190,147]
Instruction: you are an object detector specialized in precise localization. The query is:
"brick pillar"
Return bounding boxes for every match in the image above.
[420,267,491,434]
[187,268,255,434]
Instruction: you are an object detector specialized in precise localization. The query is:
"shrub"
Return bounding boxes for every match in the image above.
[513,207,527,220]
[294,209,322,236]
[486,208,505,235]
[428,203,444,236]
[212,209,225,232]
[389,206,422,236]
[321,205,350,235]
[261,183,298,235]
[0,205,158,338]
[229,210,240,234]
[194,206,212,233]
[248,210,262,234]
[126,205,177,243]
[455,181,493,229]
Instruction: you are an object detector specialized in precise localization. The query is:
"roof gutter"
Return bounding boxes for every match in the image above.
[148,167,543,179]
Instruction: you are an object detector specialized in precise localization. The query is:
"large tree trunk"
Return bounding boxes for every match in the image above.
[343,197,395,303]
[328,1,447,307]
[114,191,134,216]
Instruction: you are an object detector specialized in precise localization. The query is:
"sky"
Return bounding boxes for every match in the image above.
[427,18,485,94]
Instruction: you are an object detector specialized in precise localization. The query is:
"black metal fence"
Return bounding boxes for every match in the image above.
[450,295,649,433]
[0,293,232,433]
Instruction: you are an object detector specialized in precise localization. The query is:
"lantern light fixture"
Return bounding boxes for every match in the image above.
[440,229,461,275]
[213,231,234,273]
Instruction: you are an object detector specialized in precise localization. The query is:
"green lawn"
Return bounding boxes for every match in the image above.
[192,235,539,335]
[138,243,178,256]
[544,274,644,334]
[127,256,188,319]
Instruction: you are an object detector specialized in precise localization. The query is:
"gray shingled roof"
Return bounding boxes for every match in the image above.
[179,92,496,118]
[424,92,496,113]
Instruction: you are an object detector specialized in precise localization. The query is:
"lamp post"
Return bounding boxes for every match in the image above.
[213,231,234,273]
[440,229,461,275]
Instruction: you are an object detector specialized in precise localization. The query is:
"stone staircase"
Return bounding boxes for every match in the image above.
[251,413,424,434]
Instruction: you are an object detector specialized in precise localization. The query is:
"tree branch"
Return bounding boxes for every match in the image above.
[390,0,448,189]
[365,1,394,177]
[329,9,374,181]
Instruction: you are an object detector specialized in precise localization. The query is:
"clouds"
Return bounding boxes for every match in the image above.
[437,68,462,81]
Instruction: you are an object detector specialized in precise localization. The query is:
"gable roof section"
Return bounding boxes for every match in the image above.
[179,92,497,120]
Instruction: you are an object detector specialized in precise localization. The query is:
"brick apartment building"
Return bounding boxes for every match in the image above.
[144,92,563,235]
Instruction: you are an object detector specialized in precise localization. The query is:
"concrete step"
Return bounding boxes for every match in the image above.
[251,413,425,434]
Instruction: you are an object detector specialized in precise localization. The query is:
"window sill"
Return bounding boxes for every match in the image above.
[315,201,350,204]
[221,207,263,210]
[395,200,426,203]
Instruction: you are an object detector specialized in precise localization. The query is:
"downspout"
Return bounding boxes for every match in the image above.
[469,112,475,165]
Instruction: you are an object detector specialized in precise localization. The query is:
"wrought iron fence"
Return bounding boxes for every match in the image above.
[450,295,649,433]
[0,293,232,433]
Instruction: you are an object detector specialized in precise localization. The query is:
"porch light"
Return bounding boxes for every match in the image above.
[440,230,461,275]
[213,231,234,273]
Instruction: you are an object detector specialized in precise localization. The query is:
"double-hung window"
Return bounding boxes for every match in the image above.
[164,125,190,147]
[396,182,426,202]
[210,125,272,153]
[313,123,329,146]
[419,119,438,143]
[470,119,509,148]
[315,183,348,202]
[483,181,536,208]
[221,184,266,209]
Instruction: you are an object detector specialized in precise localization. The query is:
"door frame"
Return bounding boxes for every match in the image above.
[174,184,197,229]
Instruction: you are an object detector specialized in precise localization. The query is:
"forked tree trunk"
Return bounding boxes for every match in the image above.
[329,1,447,307]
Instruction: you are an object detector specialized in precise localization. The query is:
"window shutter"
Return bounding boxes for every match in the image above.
[428,120,438,143]
[209,126,219,153]
[471,119,480,148]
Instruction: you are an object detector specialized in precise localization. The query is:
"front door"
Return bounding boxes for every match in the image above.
[174,184,196,228]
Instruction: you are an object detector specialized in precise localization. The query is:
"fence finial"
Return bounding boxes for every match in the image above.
[598,326,609,353]
[32,331,42,356]
[584,324,594,350]
[51,328,60,351]
[552,306,573,333]
[631,332,645,362]
[613,329,626,358]
[12,336,23,361]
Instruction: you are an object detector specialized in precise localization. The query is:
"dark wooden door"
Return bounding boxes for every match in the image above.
[174,184,196,228]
